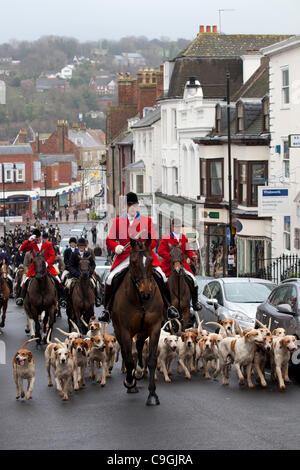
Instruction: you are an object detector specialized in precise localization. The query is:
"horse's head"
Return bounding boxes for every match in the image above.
[33,250,47,279]
[169,243,183,274]
[130,236,153,301]
[79,256,91,280]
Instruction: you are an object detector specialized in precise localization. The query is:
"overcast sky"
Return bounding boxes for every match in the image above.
[1,0,299,43]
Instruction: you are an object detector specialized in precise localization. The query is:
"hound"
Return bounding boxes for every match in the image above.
[56,320,82,350]
[87,334,107,387]
[177,330,197,379]
[197,333,222,379]
[271,335,298,390]
[54,345,75,400]
[13,338,38,400]
[71,338,89,389]
[157,334,179,382]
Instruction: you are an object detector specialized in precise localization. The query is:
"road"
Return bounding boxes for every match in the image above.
[1,299,300,451]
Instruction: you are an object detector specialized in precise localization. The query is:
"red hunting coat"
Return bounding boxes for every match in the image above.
[157,232,195,277]
[106,213,161,270]
[20,239,57,277]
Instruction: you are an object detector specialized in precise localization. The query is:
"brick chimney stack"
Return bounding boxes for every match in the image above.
[199,25,218,34]
[18,129,27,144]
[57,120,65,153]
[138,68,158,118]
[155,65,164,99]
[118,72,138,105]
[35,133,40,153]
[64,120,69,138]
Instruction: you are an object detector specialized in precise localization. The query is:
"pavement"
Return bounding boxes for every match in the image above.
[1,301,300,450]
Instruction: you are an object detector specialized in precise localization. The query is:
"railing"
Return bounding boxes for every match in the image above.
[239,254,300,284]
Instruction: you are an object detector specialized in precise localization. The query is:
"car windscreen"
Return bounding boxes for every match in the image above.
[224,282,276,303]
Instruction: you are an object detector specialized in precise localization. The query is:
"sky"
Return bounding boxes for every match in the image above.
[0,0,299,43]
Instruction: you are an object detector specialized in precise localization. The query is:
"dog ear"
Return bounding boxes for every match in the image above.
[164,337,169,344]
[27,351,33,362]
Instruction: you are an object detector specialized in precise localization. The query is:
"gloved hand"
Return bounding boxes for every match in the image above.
[45,262,48,267]
[115,245,125,255]
[29,235,36,242]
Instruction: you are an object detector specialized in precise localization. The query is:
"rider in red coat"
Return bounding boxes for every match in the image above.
[17,228,64,303]
[157,219,201,312]
[99,192,179,323]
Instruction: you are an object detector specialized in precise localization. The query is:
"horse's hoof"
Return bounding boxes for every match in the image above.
[146,394,160,406]
[0,320,5,328]
[123,378,137,389]
[134,366,144,381]
[127,386,139,394]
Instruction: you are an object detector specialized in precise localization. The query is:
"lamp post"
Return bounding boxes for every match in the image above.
[110,144,115,209]
[188,74,235,276]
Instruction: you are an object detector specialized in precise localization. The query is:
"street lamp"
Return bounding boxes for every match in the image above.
[110,144,115,208]
[189,73,235,276]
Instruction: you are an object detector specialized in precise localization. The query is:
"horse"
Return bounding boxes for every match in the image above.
[112,237,164,406]
[24,250,57,344]
[168,244,192,330]
[66,256,95,334]
[0,262,10,327]
[14,264,24,305]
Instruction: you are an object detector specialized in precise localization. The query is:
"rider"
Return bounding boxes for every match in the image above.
[65,237,99,305]
[98,191,179,323]
[157,218,201,312]
[62,237,77,283]
[0,241,13,293]
[17,228,64,302]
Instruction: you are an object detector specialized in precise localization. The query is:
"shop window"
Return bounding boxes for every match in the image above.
[250,163,266,206]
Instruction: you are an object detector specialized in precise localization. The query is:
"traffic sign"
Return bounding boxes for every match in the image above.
[226,227,231,244]
[208,212,219,219]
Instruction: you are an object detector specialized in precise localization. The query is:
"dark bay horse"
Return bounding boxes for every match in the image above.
[168,244,192,330]
[67,256,95,334]
[14,264,24,305]
[112,237,164,406]
[0,262,10,327]
[24,251,57,343]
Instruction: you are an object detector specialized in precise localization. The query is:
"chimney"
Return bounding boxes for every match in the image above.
[118,73,138,105]
[213,25,218,33]
[72,122,79,132]
[57,120,65,153]
[199,25,205,33]
[155,66,164,100]
[18,129,27,144]
[138,68,157,118]
[80,123,87,132]
[206,26,211,33]
[64,120,69,138]
[35,133,40,153]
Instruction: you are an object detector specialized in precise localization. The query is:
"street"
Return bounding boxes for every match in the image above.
[1,299,300,450]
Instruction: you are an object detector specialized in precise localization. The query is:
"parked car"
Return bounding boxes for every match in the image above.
[199,277,277,330]
[95,265,111,305]
[59,238,70,255]
[256,278,300,337]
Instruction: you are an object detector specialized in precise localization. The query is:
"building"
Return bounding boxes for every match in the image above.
[36,77,67,92]
[261,36,300,259]
[0,144,40,220]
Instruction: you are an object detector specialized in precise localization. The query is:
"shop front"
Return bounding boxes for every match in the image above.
[202,223,227,277]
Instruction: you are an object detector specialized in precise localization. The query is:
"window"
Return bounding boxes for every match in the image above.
[283,140,290,178]
[238,163,248,204]
[162,109,167,144]
[54,170,58,182]
[172,167,178,195]
[237,103,244,132]
[295,228,300,250]
[284,216,291,251]
[171,109,177,144]
[136,174,144,194]
[200,159,206,196]
[216,106,221,134]
[250,163,266,206]
[210,160,223,197]
[282,67,290,105]
[4,163,14,183]
[15,162,25,182]
[262,98,269,132]
[33,161,41,181]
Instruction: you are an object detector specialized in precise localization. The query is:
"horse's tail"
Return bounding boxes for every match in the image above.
[21,337,39,350]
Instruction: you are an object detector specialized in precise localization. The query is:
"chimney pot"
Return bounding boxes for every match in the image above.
[213,25,218,33]
[206,26,211,33]
[199,25,205,33]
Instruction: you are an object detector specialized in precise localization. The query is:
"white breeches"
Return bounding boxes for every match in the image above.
[62,270,69,282]
[106,258,167,286]
[183,268,197,287]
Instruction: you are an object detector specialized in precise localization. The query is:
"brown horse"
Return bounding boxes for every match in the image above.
[67,256,95,334]
[14,264,24,305]
[24,250,57,344]
[112,237,164,406]
[168,244,192,330]
[0,262,10,327]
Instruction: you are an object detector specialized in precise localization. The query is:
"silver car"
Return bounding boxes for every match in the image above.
[199,278,276,330]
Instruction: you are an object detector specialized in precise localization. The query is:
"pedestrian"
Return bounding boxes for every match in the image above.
[86,207,90,221]
[91,225,97,244]
[59,210,62,222]
[55,210,59,223]
[66,210,69,222]
[94,244,102,256]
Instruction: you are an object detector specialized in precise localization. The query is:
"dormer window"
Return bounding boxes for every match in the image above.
[262,98,269,132]
[216,106,221,134]
[237,103,244,132]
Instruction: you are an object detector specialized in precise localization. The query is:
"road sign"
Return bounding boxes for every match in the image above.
[226,227,231,244]
[208,212,219,219]
[258,187,290,217]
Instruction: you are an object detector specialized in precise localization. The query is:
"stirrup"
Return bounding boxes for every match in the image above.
[98,309,111,323]
[167,306,180,320]
[192,302,202,312]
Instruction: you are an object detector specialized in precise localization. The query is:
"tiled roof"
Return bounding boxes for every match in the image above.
[68,129,100,148]
[232,57,269,101]
[39,154,76,165]
[0,144,33,155]
[132,107,161,129]
[175,34,292,59]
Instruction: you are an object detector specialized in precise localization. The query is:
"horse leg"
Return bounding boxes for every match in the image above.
[121,331,137,392]
[135,333,147,380]
[146,325,161,406]
[0,306,3,328]
[1,300,8,327]
[46,306,56,343]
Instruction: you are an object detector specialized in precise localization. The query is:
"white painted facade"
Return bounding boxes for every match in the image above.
[0,80,6,105]
[262,36,300,257]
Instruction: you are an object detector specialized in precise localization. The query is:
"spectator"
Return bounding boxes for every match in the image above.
[86,207,90,221]
[91,225,97,244]
[94,244,102,256]
[59,210,62,222]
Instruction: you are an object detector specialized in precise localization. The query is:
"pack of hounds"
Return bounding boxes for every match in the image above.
[13,314,298,401]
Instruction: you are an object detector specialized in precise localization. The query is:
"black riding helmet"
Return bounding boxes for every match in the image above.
[77,237,87,246]
[69,237,77,244]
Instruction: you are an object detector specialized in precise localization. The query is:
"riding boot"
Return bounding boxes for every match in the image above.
[191,285,202,312]
[94,280,101,307]
[56,281,67,308]
[153,271,179,320]
[98,284,112,323]
[16,280,28,305]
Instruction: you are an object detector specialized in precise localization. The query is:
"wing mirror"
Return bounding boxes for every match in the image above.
[207,298,218,309]
[277,304,293,314]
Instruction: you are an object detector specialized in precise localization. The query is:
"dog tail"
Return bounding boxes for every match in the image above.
[80,316,89,328]
[70,319,80,334]
[46,328,52,344]
[21,337,39,349]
